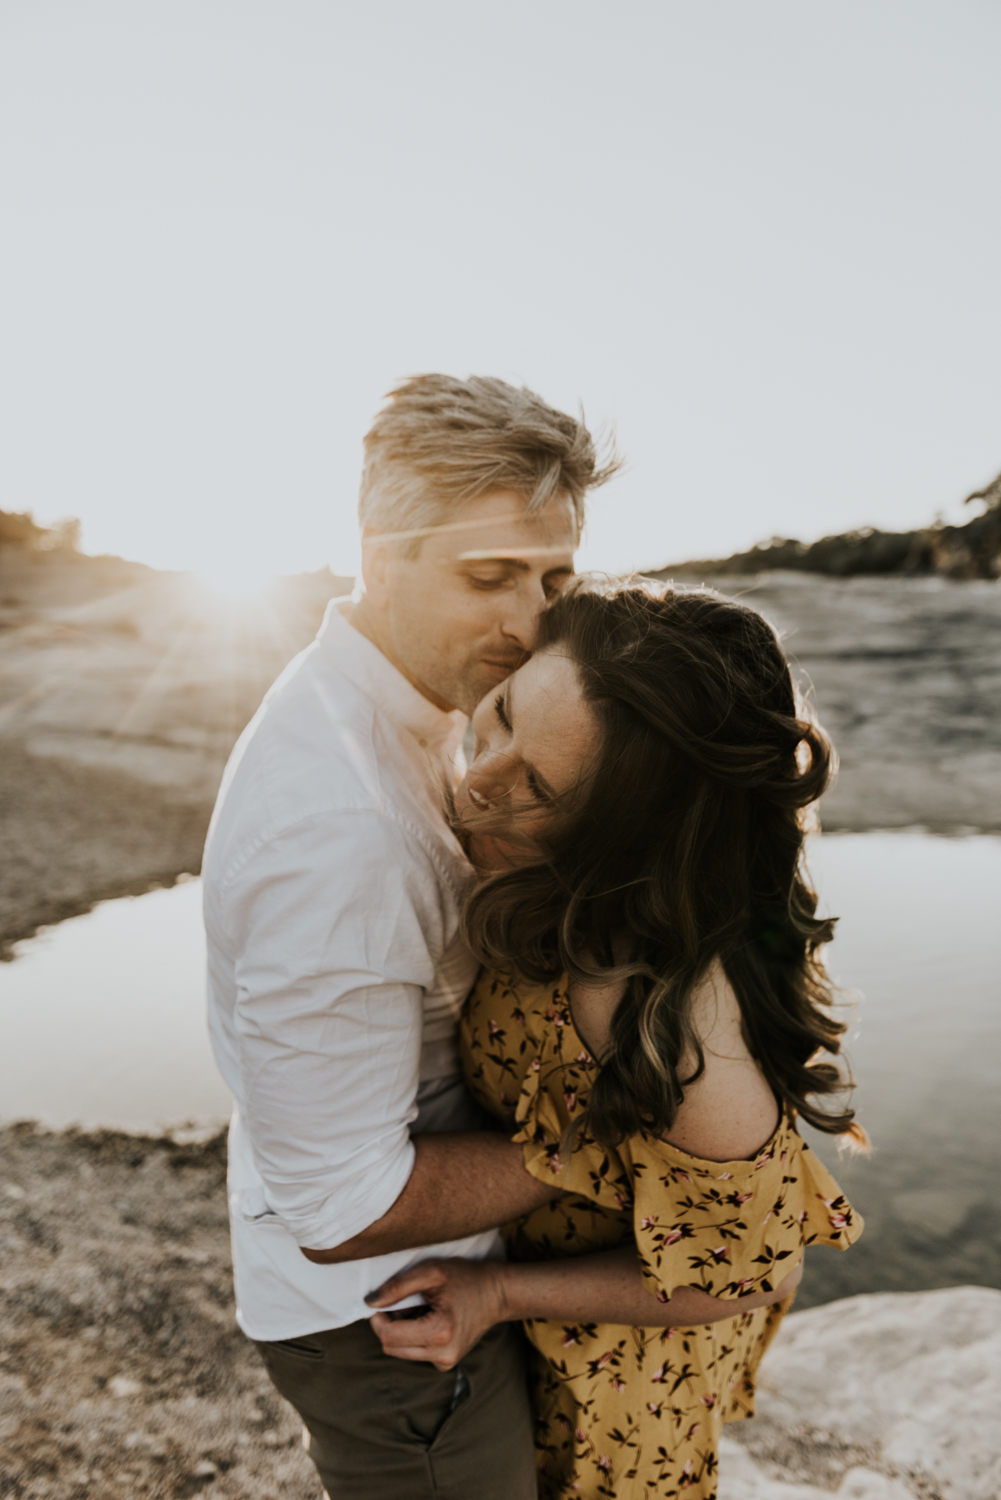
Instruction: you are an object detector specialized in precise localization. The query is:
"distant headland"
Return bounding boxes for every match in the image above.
[648,469,1001,581]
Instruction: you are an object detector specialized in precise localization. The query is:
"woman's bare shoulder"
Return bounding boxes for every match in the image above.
[567,957,779,1162]
[663,960,779,1163]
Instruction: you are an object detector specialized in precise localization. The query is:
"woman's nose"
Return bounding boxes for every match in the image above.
[467,752,516,807]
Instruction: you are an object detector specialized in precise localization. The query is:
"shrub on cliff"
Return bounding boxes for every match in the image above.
[0,508,81,552]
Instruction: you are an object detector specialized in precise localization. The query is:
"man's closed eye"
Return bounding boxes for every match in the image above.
[494,694,513,733]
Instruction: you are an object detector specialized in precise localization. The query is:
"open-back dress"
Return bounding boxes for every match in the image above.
[459,969,862,1500]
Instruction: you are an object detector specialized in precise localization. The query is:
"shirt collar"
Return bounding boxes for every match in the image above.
[315,600,467,756]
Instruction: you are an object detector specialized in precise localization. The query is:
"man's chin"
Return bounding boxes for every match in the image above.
[476,658,524,691]
[441,659,523,717]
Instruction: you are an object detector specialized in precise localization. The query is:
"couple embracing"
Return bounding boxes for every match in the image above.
[204,374,862,1499]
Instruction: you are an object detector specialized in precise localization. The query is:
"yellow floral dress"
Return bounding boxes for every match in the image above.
[459,970,862,1500]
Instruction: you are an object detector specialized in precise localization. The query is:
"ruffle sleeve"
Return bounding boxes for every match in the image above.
[508,990,636,1212]
[622,1119,863,1304]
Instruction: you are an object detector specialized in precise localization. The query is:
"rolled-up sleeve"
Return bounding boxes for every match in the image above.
[222,807,447,1251]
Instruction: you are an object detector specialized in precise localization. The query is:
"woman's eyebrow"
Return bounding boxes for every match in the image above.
[506,677,558,801]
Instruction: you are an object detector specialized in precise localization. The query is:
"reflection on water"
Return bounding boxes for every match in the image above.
[0,878,230,1134]
[1,833,998,1301]
[799,832,1001,1305]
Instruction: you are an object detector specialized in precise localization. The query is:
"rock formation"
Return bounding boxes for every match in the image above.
[720,1285,1001,1499]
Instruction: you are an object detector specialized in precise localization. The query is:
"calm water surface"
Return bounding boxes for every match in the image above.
[798,832,1000,1304]
[1,833,998,1302]
[0,877,230,1134]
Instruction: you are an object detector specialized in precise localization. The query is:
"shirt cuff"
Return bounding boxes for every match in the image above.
[286,1137,417,1252]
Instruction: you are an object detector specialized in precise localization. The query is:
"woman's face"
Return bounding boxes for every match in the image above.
[454,647,601,867]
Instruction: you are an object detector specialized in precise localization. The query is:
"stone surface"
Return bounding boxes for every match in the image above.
[694,572,1001,835]
[720,1286,1001,1499]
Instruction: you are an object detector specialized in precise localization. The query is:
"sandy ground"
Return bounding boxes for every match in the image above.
[2,554,999,1496]
[0,1124,317,1499]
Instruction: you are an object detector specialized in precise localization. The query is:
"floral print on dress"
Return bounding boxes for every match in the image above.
[460,970,862,1500]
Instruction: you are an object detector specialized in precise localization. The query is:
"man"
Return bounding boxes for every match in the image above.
[204,374,618,1497]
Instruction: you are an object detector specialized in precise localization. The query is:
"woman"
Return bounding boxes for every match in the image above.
[369,578,862,1499]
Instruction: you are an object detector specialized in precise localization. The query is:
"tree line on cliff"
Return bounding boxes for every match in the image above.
[651,469,1001,581]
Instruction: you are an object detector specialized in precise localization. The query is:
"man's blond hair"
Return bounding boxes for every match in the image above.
[359,374,620,553]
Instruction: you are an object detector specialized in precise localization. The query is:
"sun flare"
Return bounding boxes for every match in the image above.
[194,560,275,603]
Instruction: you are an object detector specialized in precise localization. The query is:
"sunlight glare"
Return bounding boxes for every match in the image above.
[195,558,275,602]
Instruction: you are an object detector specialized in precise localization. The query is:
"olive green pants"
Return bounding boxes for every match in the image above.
[256,1318,537,1499]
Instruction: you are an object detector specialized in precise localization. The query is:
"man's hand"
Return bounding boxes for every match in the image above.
[368,1258,507,1371]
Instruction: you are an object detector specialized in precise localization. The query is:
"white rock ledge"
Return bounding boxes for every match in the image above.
[719,1286,1001,1500]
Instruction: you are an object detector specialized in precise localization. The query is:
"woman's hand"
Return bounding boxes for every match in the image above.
[367,1258,508,1371]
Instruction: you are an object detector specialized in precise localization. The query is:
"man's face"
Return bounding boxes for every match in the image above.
[365,489,578,716]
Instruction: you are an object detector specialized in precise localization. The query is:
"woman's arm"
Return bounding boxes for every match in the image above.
[367,1249,803,1370]
[495,1247,801,1325]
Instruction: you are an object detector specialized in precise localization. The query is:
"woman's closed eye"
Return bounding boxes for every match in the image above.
[525,770,550,805]
[492,695,551,805]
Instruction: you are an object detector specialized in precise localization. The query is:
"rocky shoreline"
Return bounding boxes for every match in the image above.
[3,1121,997,1500]
[720,1283,1001,1499]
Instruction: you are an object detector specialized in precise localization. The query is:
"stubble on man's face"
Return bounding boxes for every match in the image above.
[382,490,579,716]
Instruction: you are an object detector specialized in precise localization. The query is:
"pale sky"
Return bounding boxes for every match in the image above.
[2,1,1000,587]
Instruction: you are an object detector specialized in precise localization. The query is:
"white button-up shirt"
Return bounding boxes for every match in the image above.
[204,602,500,1341]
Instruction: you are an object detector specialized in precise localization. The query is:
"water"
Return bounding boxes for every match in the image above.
[798,832,1001,1305]
[0,877,231,1134]
[1,833,998,1300]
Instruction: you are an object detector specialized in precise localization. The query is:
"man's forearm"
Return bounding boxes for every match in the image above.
[300,1132,558,1264]
[494,1245,802,1327]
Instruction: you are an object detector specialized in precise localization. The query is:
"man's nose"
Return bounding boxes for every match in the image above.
[499,576,549,652]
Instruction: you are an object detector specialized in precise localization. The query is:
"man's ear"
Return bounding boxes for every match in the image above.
[360,535,392,610]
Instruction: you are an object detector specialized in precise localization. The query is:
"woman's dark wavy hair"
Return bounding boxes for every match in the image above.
[461,576,859,1151]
